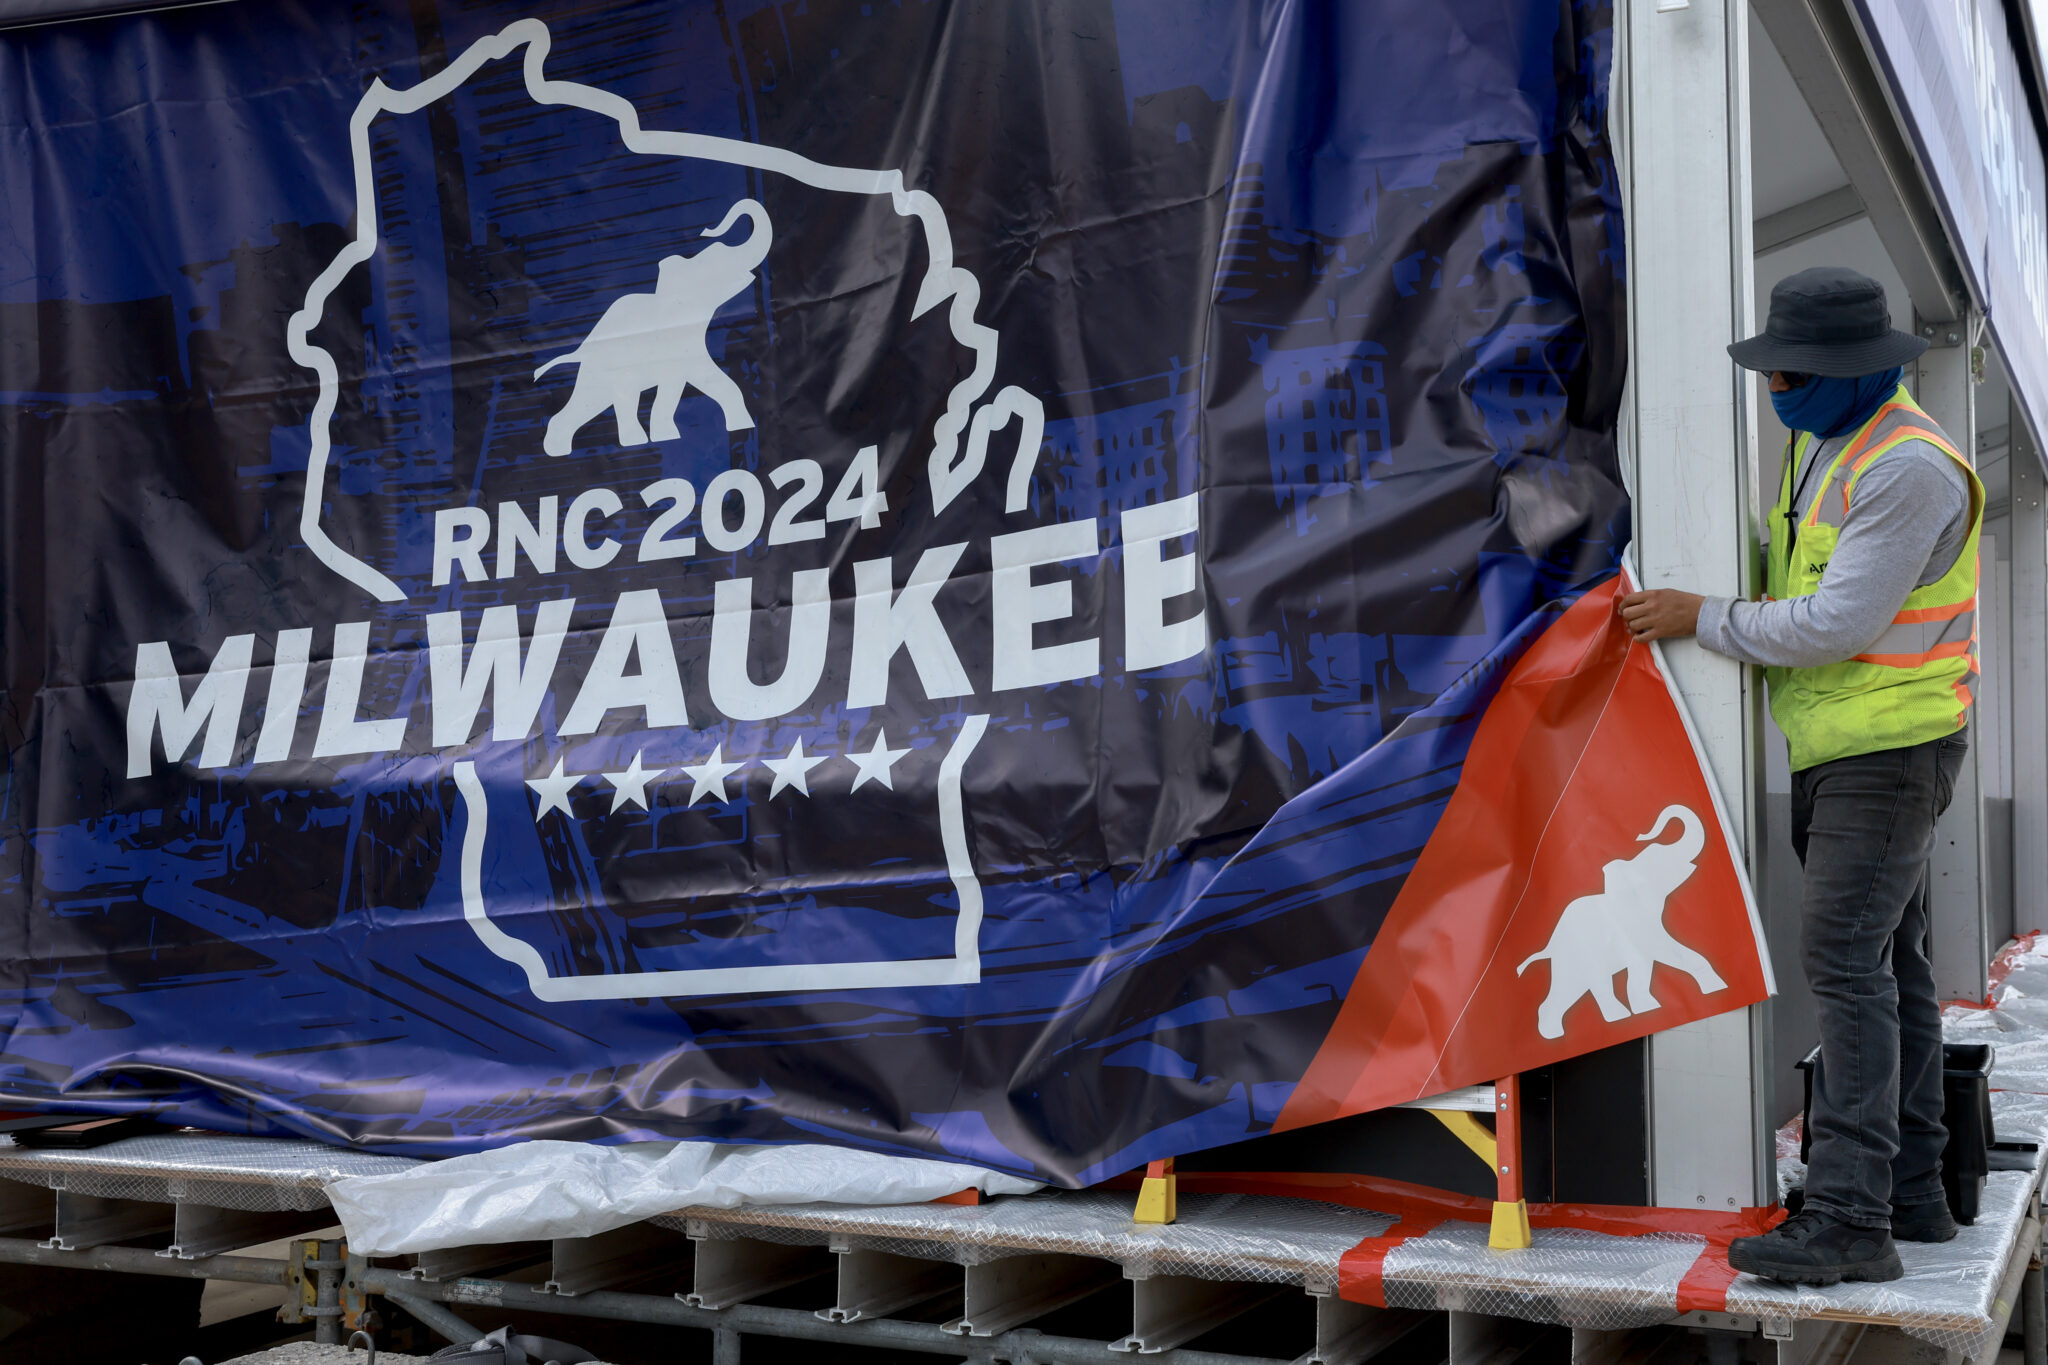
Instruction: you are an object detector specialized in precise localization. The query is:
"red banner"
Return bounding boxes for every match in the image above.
[1280,576,1774,1128]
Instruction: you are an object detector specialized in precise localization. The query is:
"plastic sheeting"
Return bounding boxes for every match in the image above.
[1378,1222,1708,1331]
[1947,934,2048,1093]
[1725,1168,2035,1358]
[0,1130,419,1212]
[1749,935,2048,1357]
[328,1140,1040,1257]
[637,942,2048,1351]
[672,1188,1390,1282]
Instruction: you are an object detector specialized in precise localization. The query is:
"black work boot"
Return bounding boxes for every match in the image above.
[1726,1208,1904,1285]
[1888,1196,1959,1243]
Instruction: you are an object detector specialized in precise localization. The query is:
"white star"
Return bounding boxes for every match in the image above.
[680,743,747,807]
[846,729,910,792]
[602,750,666,813]
[526,758,583,821]
[761,738,828,799]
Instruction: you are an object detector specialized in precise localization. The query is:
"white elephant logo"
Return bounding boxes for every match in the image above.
[292,18,1046,606]
[534,198,769,455]
[1516,803,1728,1040]
[282,18,1067,1000]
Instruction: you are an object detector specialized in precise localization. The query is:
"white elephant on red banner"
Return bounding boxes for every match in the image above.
[1518,803,1729,1040]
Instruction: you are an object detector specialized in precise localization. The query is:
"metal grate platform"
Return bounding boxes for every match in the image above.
[0,1119,2035,1360]
[0,1131,419,1212]
[4,950,2048,1360]
[665,1189,1394,1283]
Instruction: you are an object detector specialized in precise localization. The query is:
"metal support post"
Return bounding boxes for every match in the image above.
[2023,1258,2045,1365]
[1113,1275,1282,1354]
[823,1246,956,1324]
[1620,0,1771,1211]
[947,1253,1120,1337]
[356,1262,1291,1364]
[311,1236,347,1346]
[1422,1078,1529,1247]
[547,1222,692,1296]
[1570,1326,1669,1365]
[1305,1287,1427,1365]
[1981,1209,2047,1364]
[686,1234,832,1310]
[381,1288,482,1349]
[2013,409,2048,940]
[1448,1311,1544,1365]
[1918,310,1989,999]
[44,1189,174,1251]
[0,1237,288,1286]
[408,1241,548,1283]
[1491,1074,1531,1250]
[0,1182,52,1236]
[0,1234,1320,1365]
[164,1204,332,1261]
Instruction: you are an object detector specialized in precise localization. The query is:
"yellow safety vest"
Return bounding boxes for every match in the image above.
[1764,385,1983,771]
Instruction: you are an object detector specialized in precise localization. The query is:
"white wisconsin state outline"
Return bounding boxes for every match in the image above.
[283,17,1045,1000]
[286,15,1045,605]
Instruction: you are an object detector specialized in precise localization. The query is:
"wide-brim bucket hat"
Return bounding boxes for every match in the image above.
[1727,265,1929,376]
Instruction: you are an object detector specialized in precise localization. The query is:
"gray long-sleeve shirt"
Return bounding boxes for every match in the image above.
[1694,434,1971,669]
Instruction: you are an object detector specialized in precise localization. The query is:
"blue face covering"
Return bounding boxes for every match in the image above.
[1771,366,1905,438]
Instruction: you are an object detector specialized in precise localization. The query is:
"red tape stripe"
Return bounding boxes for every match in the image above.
[1138,1171,1783,1311]
[1677,1243,1743,1314]
[1338,1214,1446,1307]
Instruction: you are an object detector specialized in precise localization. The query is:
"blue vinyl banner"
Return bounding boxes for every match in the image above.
[0,0,1629,1181]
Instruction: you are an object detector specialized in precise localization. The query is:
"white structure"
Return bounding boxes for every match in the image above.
[1622,0,2048,1210]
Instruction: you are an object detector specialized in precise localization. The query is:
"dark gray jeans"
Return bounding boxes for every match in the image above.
[1792,729,1968,1229]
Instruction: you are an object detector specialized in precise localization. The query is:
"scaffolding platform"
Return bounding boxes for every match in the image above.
[8,946,2048,1362]
[0,1123,2034,1362]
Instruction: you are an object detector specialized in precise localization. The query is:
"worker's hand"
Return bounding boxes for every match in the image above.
[1616,588,1704,643]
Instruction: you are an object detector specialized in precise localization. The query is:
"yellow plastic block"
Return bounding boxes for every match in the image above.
[1134,1172,1178,1224]
[1489,1198,1531,1251]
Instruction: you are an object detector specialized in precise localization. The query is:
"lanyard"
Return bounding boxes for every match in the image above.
[1779,432,1832,571]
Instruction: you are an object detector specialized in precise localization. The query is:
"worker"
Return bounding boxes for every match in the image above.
[1617,266,1979,1285]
